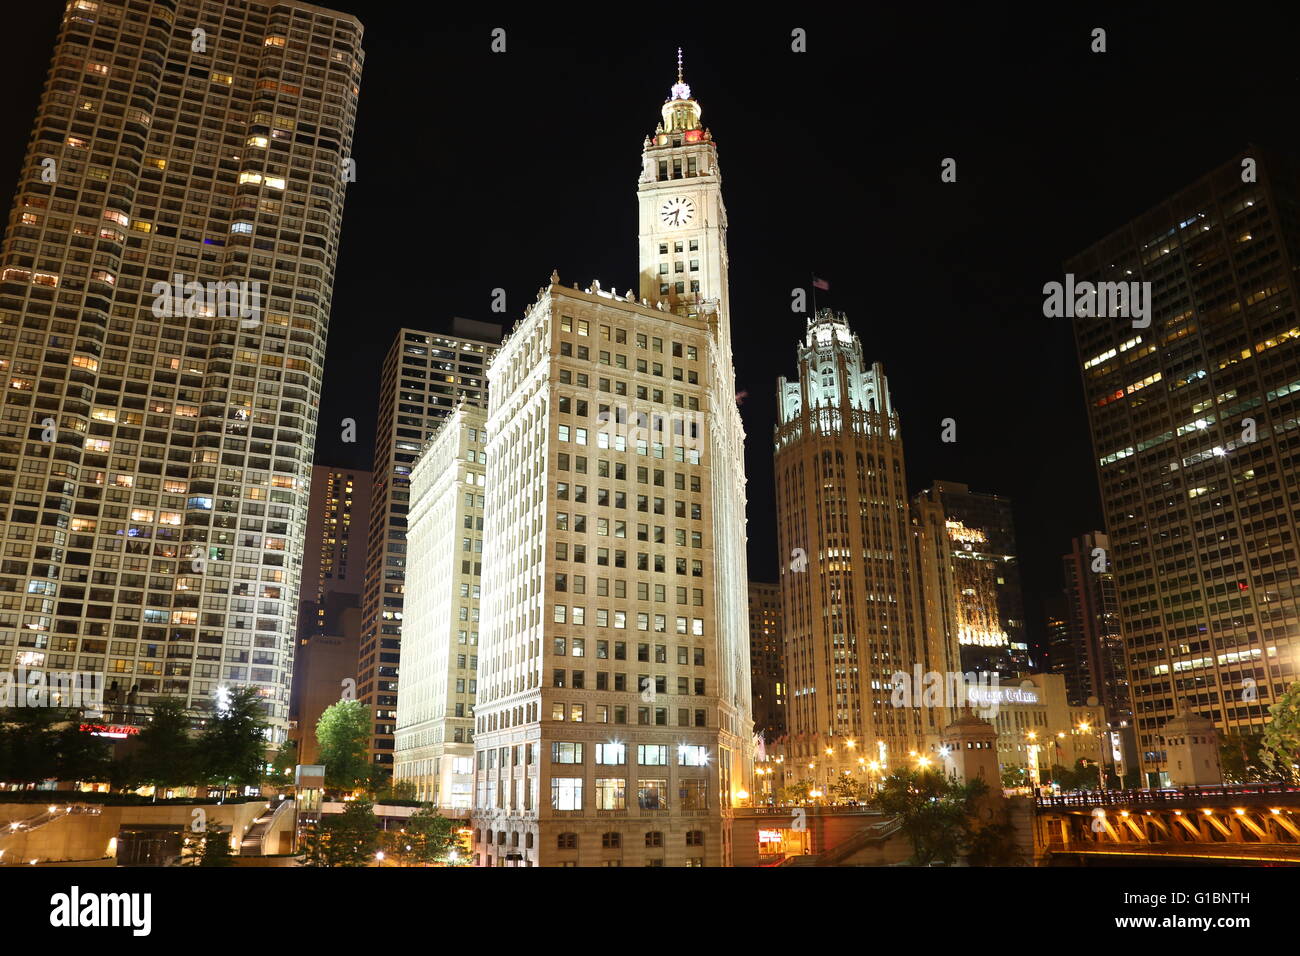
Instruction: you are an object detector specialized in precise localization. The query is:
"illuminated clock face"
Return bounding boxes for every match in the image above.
[660,196,695,228]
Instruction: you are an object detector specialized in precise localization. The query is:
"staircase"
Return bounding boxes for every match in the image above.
[239,798,293,855]
[779,815,906,867]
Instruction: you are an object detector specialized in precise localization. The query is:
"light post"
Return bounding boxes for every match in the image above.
[1079,720,1107,792]
[1026,731,1041,790]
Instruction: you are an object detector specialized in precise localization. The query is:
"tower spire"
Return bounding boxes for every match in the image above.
[670,47,691,101]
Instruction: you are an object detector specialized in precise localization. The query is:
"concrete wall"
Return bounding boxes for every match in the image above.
[0,801,268,865]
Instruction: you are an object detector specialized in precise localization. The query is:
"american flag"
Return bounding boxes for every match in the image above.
[812,276,829,291]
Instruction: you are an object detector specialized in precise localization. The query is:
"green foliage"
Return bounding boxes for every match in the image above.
[266,738,298,789]
[872,768,970,865]
[315,699,372,792]
[1046,758,1100,791]
[964,821,1023,866]
[1260,681,1300,783]
[198,687,271,796]
[782,778,813,803]
[301,800,378,867]
[182,825,235,867]
[380,804,458,865]
[0,708,112,785]
[133,697,196,794]
[829,775,868,803]
[1219,732,1267,784]
[1001,766,1027,788]
[871,770,1022,866]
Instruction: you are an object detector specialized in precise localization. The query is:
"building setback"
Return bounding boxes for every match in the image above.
[469,61,753,866]
[356,321,498,773]
[1068,147,1300,782]
[393,403,486,809]
[0,0,363,737]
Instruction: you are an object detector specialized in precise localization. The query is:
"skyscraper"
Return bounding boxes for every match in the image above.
[1068,147,1300,783]
[393,403,486,808]
[0,0,363,737]
[747,581,785,744]
[469,58,753,866]
[1061,531,1135,778]
[774,311,956,783]
[916,480,1028,675]
[289,464,368,761]
[357,321,499,774]
[296,464,369,640]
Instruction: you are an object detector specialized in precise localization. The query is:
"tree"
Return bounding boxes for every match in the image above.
[199,686,270,799]
[964,819,1023,866]
[1219,732,1267,784]
[872,770,1021,867]
[52,719,112,785]
[182,825,235,867]
[0,708,61,784]
[829,775,867,804]
[0,709,110,786]
[782,779,814,803]
[871,768,969,866]
[266,738,298,790]
[1260,681,1300,783]
[1001,766,1027,789]
[316,699,371,792]
[301,800,378,867]
[381,805,457,866]
[133,697,196,798]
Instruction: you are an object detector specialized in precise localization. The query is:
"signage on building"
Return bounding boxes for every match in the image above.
[79,722,141,738]
[967,686,1039,706]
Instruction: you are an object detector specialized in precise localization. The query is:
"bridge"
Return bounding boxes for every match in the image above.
[1034,783,1300,865]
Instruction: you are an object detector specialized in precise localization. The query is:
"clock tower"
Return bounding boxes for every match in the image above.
[638,51,730,350]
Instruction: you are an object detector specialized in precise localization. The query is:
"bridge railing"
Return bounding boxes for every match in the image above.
[1035,782,1300,810]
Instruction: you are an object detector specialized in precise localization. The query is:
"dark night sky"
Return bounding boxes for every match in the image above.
[4,4,1299,662]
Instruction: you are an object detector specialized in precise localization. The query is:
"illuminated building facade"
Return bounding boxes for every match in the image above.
[915,480,1027,675]
[0,0,363,737]
[296,465,368,640]
[469,59,754,866]
[357,321,499,774]
[393,403,486,809]
[774,310,957,785]
[985,673,1106,784]
[1068,148,1300,781]
[747,581,785,743]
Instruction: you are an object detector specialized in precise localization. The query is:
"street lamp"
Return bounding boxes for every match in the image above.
[1078,720,1107,791]
[1026,730,1041,790]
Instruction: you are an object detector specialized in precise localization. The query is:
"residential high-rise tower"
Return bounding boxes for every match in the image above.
[0,0,363,737]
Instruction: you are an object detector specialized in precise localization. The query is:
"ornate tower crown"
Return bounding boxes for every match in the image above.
[661,47,702,133]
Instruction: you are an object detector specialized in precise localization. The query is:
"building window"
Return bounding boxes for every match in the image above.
[595,778,626,810]
[638,779,667,810]
[551,778,583,811]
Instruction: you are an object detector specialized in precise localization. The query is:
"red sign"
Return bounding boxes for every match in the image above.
[79,723,140,738]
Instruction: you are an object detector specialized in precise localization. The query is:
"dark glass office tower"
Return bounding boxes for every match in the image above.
[1069,147,1300,782]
